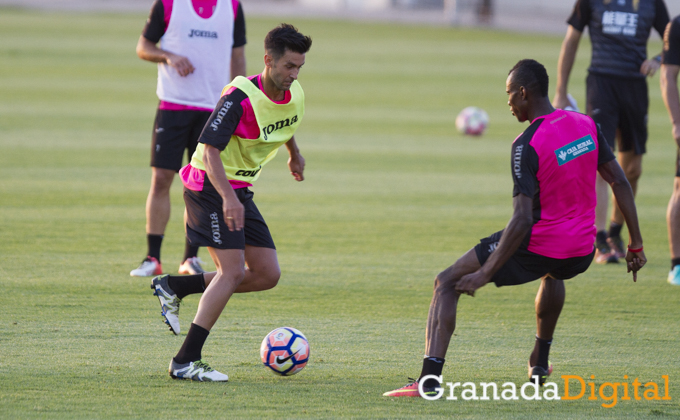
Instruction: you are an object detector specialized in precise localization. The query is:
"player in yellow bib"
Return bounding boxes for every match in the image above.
[149,24,312,381]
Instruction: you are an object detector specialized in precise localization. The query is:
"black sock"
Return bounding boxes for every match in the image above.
[183,239,199,262]
[595,230,608,247]
[147,234,164,261]
[608,222,623,239]
[168,274,206,299]
[672,258,680,270]
[419,357,445,388]
[174,323,210,364]
[530,336,552,370]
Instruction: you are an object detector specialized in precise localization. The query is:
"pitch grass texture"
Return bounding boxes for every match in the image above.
[0,9,679,419]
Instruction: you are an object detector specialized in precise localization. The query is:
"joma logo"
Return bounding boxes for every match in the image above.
[210,101,233,131]
[188,29,218,39]
[513,145,524,179]
[262,115,298,140]
[210,212,222,244]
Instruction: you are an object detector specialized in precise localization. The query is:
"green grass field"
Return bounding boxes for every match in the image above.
[1,8,679,419]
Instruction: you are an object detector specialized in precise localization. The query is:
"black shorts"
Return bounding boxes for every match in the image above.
[474,230,595,287]
[586,73,648,155]
[676,149,680,177]
[151,108,212,171]
[183,183,276,250]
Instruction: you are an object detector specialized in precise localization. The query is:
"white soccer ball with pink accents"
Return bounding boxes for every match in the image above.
[260,327,309,376]
[456,106,489,136]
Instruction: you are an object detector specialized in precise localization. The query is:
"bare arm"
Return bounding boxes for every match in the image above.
[203,144,244,231]
[553,26,582,109]
[135,35,195,77]
[598,159,646,279]
[285,136,306,182]
[231,46,246,79]
[640,55,662,77]
[661,64,680,147]
[455,193,533,296]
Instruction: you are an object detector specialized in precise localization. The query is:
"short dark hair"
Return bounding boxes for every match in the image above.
[508,59,549,98]
[264,23,312,60]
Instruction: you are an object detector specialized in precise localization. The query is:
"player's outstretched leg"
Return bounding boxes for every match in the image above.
[237,246,280,292]
[384,249,480,397]
[152,248,280,336]
[150,273,207,334]
[528,276,564,385]
[151,274,181,335]
[168,248,244,381]
[200,247,281,293]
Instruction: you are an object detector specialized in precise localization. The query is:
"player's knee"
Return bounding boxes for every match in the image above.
[261,269,281,291]
[216,267,246,285]
[623,165,642,182]
[434,272,456,295]
[150,169,175,192]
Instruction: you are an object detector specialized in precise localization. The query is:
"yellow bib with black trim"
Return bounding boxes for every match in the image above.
[191,75,304,183]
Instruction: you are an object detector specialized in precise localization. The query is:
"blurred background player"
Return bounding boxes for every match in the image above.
[384,59,646,397]
[661,14,680,285]
[131,0,247,277]
[151,24,311,381]
[553,0,669,264]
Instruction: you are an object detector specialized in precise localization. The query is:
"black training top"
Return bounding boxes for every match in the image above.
[197,77,261,151]
[663,15,680,65]
[568,0,669,78]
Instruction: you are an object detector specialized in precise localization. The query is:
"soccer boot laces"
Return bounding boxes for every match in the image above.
[169,359,228,382]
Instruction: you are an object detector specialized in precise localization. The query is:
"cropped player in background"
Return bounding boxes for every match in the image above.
[661,15,680,285]
[150,24,312,381]
[131,0,247,277]
[384,59,646,397]
[553,0,668,264]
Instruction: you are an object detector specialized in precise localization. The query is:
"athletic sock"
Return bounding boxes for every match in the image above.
[530,336,552,370]
[147,234,164,262]
[168,274,206,299]
[672,258,680,270]
[419,356,445,389]
[183,239,199,262]
[608,222,623,239]
[174,323,210,364]
[595,230,608,247]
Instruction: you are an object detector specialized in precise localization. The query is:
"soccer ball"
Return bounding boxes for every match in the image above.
[260,327,310,376]
[455,106,489,136]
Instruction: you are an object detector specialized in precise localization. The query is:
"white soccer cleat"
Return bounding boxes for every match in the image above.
[178,256,206,275]
[151,275,181,335]
[130,257,163,277]
[169,359,228,382]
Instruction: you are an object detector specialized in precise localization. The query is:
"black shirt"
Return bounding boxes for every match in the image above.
[198,76,261,151]
[568,0,669,78]
[663,15,680,65]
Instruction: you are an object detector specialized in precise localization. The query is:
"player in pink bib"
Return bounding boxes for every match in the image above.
[384,59,647,398]
[131,0,246,277]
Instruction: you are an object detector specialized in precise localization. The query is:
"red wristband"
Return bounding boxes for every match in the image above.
[627,246,643,253]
